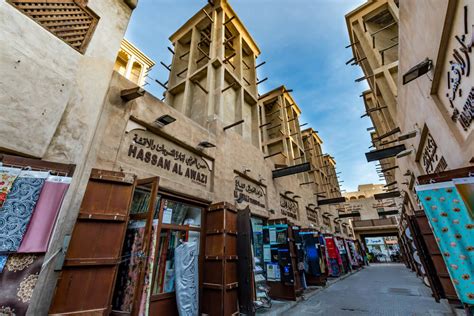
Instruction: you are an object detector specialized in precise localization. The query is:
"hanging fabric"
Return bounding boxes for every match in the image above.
[0,167,21,208]
[416,179,474,305]
[18,176,71,253]
[0,255,7,272]
[0,254,44,315]
[113,220,146,312]
[175,241,199,316]
[0,171,48,253]
[139,219,159,316]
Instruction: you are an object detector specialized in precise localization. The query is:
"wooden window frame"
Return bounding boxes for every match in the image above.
[148,192,207,311]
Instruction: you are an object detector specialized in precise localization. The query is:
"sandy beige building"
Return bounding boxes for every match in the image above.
[114,38,155,86]
[342,184,399,241]
[346,0,474,309]
[0,0,349,314]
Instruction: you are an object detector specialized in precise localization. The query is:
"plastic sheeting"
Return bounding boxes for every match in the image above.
[175,241,199,316]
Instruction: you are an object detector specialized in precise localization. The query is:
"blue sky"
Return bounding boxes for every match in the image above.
[125,0,383,192]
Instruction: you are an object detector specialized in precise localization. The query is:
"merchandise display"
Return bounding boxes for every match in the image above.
[175,241,199,316]
[416,179,474,306]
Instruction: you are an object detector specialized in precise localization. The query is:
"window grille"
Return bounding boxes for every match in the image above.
[8,0,99,53]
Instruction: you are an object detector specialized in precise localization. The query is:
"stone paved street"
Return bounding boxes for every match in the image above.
[288,264,454,316]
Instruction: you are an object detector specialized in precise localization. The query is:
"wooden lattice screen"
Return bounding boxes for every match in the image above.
[7,0,99,53]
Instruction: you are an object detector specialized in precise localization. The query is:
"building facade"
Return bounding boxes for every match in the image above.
[114,38,155,86]
[346,0,474,310]
[342,184,400,242]
[0,0,355,315]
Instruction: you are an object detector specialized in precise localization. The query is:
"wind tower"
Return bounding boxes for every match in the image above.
[164,0,262,147]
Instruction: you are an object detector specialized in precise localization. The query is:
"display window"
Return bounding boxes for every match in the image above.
[113,184,205,316]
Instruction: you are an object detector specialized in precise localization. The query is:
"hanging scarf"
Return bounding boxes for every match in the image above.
[18,176,71,253]
[0,171,48,253]
[416,179,474,305]
[0,167,21,208]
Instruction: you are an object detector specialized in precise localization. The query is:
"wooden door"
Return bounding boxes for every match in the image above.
[111,177,160,316]
[49,169,137,315]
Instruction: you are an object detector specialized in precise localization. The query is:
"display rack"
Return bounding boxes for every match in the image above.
[263,218,302,301]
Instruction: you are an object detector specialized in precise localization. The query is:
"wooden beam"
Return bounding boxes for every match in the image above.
[120,87,145,102]
[223,119,245,131]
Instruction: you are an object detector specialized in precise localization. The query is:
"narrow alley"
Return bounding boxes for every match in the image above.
[289,264,454,316]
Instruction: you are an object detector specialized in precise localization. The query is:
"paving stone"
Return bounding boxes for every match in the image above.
[287,263,454,316]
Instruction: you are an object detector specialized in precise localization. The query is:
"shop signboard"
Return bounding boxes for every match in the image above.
[365,237,384,245]
[280,195,299,220]
[234,174,267,213]
[120,128,213,191]
[436,1,473,137]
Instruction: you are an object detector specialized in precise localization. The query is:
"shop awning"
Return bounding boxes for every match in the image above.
[338,212,361,218]
[272,162,311,179]
[318,197,346,206]
[374,191,401,200]
[365,144,406,162]
[377,209,399,216]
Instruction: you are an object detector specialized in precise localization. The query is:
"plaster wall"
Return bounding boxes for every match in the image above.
[398,0,474,208]
[0,1,135,314]
[93,73,328,230]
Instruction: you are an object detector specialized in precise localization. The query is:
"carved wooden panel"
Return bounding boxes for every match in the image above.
[8,0,99,53]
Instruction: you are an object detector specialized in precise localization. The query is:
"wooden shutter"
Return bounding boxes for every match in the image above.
[49,169,136,315]
[202,202,239,316]
[7,0,99,53]
[413,211,460,303]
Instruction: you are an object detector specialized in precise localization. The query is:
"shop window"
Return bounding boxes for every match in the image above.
[7,0,99,54]
[152,229,197,294]
[148,196,204,312]
[159,199,201,227]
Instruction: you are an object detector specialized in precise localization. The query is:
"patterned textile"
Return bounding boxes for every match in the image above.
[113,221,146,312]
[0,167,21,208]
[139,220,158,316]
[0,254,44,315]
[416,179,474,305]
[328,258,340,277]
[0,255,7,272]
[345,240,359,267]
[325,237,343,276]
[0,175,47,253]
[175,241,199,316]
[18,180,70,253]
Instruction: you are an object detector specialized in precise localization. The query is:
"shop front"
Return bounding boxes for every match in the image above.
[43,72,217,314]
[0,155,75,315]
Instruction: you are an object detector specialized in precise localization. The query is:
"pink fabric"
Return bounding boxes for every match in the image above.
[18,181,69,253]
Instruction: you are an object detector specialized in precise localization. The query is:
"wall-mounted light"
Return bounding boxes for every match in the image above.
[154,115,176,127]
[396,148,415,159]
[402,58,432,85]
[198,141,216,148]
[197,141,216,151]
